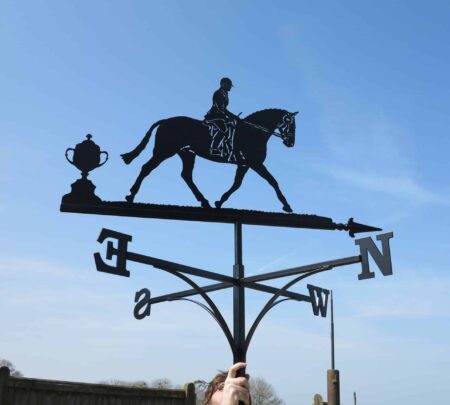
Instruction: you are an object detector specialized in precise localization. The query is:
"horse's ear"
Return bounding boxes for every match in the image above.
[291,111,299,116]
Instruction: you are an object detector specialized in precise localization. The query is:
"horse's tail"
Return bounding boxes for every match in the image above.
[121,120,165,164]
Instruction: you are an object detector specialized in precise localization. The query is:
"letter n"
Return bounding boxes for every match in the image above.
[355,232,394,280]
[307,284,330,317]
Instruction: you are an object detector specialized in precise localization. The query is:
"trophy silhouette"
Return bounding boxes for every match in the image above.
[62,134,108,204]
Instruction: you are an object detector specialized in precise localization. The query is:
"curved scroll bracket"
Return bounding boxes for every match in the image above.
[137,269,236,357]
[244,265,332,353]
[167,297,224,329]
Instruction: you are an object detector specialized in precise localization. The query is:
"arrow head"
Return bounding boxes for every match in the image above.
[346,218,382,238]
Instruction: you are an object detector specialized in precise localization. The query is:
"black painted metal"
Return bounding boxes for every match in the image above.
[147,266,236,356]
[245,266,331,353]
[168,298,220,325]
[61,93,392,393]
[148,281,309,305]
[148,282,233,305]
[127,251,235,283]
[61,201,381,237]
[62,135,108,204]
[241,255,362,284]
[121,109,297,212]
[92,225,372,366]
[244,282,310,302]
[89,220,395,405]
[233,222,246,367]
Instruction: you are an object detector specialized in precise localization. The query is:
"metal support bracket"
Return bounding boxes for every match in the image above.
[94,227,394,363]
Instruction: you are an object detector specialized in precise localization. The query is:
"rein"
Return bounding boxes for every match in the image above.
[241,120,283,139]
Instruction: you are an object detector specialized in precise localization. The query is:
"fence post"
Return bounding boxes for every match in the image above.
[327,369,340,405]
[0,367,10,405]
[184,383,196,405]
[313,393,324,405]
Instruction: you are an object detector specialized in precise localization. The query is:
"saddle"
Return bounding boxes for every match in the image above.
[203,119,238,162]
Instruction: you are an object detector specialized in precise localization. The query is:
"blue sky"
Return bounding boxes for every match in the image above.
[1,1,450,404]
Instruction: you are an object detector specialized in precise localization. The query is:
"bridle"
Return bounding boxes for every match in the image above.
[241,112,297,143]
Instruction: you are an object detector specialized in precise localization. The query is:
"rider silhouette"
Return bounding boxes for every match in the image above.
[204,77,240,157]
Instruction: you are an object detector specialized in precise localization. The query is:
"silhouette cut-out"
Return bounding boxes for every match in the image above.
[204,77,240,161]
[121,108,298,212]
[62,134,108,204]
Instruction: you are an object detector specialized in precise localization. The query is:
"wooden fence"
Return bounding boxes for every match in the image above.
[0,367,196,405]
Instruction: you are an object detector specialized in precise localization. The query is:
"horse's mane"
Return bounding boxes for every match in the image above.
[244,108,288,126]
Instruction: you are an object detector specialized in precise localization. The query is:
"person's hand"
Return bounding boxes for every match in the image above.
[221,362,250,405]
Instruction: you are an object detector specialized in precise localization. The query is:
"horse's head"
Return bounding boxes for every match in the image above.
[276,111,298,147]
[244,109,299,147]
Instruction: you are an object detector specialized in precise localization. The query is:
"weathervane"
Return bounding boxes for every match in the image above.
[61,77,394,405]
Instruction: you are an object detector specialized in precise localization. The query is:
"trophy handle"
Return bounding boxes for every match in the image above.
[65,148,75,165]
[98,151,109,167]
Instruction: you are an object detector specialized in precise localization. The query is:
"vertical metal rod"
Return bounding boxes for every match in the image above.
[327,291,340,405]
[331,290,335,369]
[354,391,357,405]
[233,222,246,366]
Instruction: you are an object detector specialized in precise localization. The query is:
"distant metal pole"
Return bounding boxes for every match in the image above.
[327,290,340,405]
[354,391,357,405]
[331,290,335,369]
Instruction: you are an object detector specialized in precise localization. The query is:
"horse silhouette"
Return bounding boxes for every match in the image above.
[121,108,298,212]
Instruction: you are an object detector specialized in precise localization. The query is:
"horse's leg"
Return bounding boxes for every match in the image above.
[215,165,249,208]
[179,151,211,208]
[126,153,171,203]
[251,163,293,212]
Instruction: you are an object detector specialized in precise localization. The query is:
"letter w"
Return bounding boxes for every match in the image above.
[307,284,330,317]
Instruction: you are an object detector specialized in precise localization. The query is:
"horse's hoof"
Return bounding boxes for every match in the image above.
[121,153,133,165]
[125,194,135,203]
[215,201,222,209]
[201,200,211,209]
[283,204,293,213]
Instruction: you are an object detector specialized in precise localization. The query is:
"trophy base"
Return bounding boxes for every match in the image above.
[62,178,102,204]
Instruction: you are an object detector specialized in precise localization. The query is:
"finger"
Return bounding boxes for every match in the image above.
[227,362,247,379]
[227,385,250,402]
[237,389,250,405]
[223,383,250,405]
[225,381,249,393]
[227,377,249,388]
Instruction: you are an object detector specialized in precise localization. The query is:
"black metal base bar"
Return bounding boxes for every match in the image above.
[61,201,381,235]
